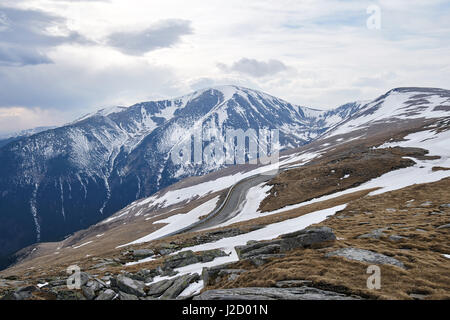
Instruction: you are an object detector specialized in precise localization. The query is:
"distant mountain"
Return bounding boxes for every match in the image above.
[0,85,363,268]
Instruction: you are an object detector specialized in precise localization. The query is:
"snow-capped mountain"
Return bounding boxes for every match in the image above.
[0,85,362,268]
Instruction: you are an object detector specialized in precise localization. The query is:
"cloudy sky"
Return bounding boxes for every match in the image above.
[0,0,449,134]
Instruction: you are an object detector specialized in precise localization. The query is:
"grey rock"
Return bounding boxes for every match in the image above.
[91,261,118,269]
[160,273,200,300]
[357,228,388,240]
[147,279,175,297]
[439,203,450,209]
[113,275,146,297]
[2,285,38,300]
[156,266,179,277]
[95,289,117,300]
[82,286,96,300]
[80,272,90,287]
[132,249,155,259]
[56,290,86,300]
[159,248,176,256]
[436,224,450,230]
[49,279,66,287]
[388,235,407,242]
[199,249,229,262]
[119,291,139,300]
[240,244,281,259]
[325,247,405,269]
[163,250,200,269]
[0,292,23,300]
[193,287,359,300]
[409,293,428,300]
[420,201,433,207]
[216,269,247,283]
[236,240,281,259]
[201,262,242,285]
[279,227,336,251]
[16,285,38,293]
[86,279,105,292]
[247,254,286,267]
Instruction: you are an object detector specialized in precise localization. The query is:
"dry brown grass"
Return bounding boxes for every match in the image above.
[260,147,432,212]
[206,178,450,300]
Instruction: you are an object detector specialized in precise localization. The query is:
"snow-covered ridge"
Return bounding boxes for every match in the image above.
[325,87,450,137]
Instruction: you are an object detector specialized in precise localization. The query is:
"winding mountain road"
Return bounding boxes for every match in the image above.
[157,164,304,239]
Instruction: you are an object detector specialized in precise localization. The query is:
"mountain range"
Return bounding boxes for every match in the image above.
[0,85,364,268]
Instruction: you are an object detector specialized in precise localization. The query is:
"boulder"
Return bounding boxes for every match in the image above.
[198,249,229,262]
[247,254,286,267]
[81,286,96,300]
[119,291,139,300]
[132,249,154,259]
[388,235,407,242]
[56,290,86,300]
[235,240,281,259]
[357,228,388,240]
[86,279,106,292]
[163,250,199,269]
[240,244,281,259]
[79,272,91,287]
[112,275,146,297]
[216,269,247,282]
[95,289,117,300]
[160,274,200,300]
[1,285,38,300]
[279,227,336,251]
[155,266,179,277]
[325,247,406,269]
[201,262,241,285]
[147,279,175,297]
[235,227,336,258]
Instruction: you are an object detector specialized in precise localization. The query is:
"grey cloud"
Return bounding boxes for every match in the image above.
[0,60,181,115]
[0,6,89,66]
[0,45,52,67]
[218,58,289,78]
[107,19,193,55]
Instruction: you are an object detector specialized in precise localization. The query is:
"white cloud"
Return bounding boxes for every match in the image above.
[217,58,289,78]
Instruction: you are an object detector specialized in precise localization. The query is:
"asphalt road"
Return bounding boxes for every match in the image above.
[157,164,303,240]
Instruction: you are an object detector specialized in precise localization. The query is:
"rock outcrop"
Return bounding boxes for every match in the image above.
[193,286,359,300]
[325,247,406,269]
